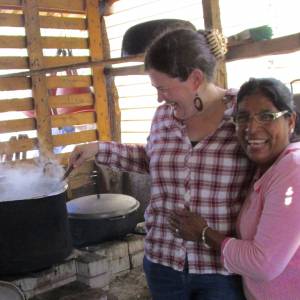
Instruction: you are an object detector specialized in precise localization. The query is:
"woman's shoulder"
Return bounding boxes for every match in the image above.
[271,142,300,175]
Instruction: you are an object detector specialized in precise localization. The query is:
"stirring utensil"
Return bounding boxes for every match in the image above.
[62,164,74,181]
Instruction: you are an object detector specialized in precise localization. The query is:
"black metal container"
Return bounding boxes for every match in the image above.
[67,194,140,247]
[0,187,72,276]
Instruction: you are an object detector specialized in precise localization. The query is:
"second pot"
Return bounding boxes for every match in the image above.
[67,193,140,247]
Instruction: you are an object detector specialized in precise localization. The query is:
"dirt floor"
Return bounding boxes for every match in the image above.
[31,266,152,300]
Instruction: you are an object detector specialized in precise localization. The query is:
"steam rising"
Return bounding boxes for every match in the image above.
[0,160,66,202]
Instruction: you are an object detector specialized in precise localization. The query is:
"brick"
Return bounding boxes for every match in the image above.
[129,251,144,268]
[95,240,129,260]
[76,252,108,277]
[125,234,144,255]
[14,259,76,292]
[77,272,110,289]
[110,256,130,275]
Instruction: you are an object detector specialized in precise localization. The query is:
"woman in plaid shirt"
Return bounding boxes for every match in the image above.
[69,29,255,299]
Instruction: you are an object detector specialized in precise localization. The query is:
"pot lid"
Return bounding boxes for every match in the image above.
[67,193,140,219]
[0,280,26,300]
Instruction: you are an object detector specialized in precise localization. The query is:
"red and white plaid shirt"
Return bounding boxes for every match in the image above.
[96,93,254,275]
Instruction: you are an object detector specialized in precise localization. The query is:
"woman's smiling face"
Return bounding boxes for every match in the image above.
[148,68,196,120]
[236,93,295,171]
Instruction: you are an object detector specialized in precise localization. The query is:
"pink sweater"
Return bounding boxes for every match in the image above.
[222,142,300,300]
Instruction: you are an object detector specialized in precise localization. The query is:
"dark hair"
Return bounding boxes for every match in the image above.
[144,29,217,82]
[237,77,300,136]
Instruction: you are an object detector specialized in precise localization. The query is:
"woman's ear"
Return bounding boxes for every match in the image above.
[188,69,204,91]
[288,112,297,137]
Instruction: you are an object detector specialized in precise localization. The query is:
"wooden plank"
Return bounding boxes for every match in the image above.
[42,37,88,49]
[51,111,95,127]
[0,77,31,91]
[101,18,121,142]
[48,93,93,108]
[0,98,33,112]
[40,15,86,30]
[0,54,144,78]
[38,0,85,13]
[46,75,91,89]
[0,36,26,48]
[0,0,21,6]
[0,57,28,69]
[0,118,35,133]
[0,0,85,13]
[0,137,37,154]
[0,13,23,27]
[87,0,111,141]
[44,56,89,68]
[53,129,97,146]
[23,0,52,156]
[202,0,227,88]
[0,13,86,30]
[226,33,300,62]
[107,65,146,76]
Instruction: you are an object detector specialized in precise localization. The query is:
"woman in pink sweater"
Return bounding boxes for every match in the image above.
[170,77,300,300]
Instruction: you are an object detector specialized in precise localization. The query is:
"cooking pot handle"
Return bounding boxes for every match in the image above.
[108,215,126,221]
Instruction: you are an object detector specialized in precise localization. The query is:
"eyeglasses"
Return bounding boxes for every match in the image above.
[233,110,290,126]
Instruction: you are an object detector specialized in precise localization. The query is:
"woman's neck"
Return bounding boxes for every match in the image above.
[185,85,228,141]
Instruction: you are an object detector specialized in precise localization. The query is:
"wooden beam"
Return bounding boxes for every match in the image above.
[52,130,97,147]
[48,93,93,109]
[106,64,145,76]
[40,15,86,30]
[51,111,95,127]
[46,75,91,89]
[226,33,300,62]
[0,98,33,112]
[42,37,88,49]
[0,0,85,13]
[202,0,227,88]
[102,18,121,142]
[0,118,35,133]
[0,137,37,154]
[0,54,144,78]
[23,0,53,156]
[0,77,31,91]
[87,0,111,141]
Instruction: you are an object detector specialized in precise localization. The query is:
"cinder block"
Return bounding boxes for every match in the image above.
[125,234,144,254]
[77,272,110,289]
[14,259,76,292]
[129,251,144,268]
[76,252,108,277]
[110,256,130,275]
[95,240,129,261]
[13,259,77,298]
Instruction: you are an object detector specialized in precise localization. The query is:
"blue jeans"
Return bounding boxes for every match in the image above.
[143,256,245,300]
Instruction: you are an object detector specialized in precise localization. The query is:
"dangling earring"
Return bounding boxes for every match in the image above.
[194,94,203,112]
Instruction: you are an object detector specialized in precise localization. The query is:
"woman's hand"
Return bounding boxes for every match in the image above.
[169,208,207,241]
[68,142,99,169]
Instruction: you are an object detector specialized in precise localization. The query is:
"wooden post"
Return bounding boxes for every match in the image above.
[101,18,121,142]
[86,0,111,141]
[202,0,227,88]
[23,0,53,156]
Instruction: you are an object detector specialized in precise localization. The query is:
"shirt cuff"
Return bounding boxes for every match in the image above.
[221,237,235,268]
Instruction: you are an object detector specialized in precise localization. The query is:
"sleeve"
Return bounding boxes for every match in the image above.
[222,156,300,281]
[95,141,150,174]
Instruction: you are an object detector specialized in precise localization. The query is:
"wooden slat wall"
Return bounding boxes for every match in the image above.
[0,0,112,165]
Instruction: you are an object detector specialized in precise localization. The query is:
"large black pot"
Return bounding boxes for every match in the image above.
[67,194,140,247]
[0,187,72,276]
[121,19,196,57]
